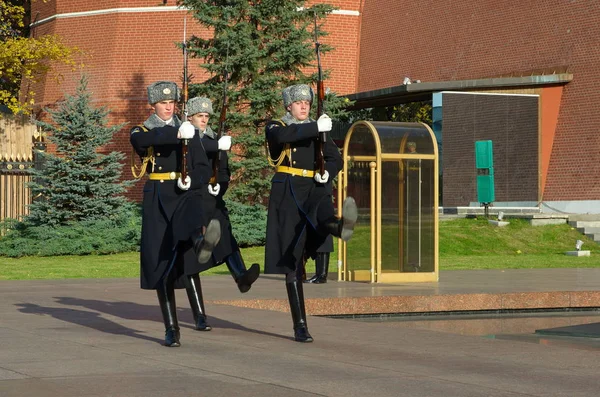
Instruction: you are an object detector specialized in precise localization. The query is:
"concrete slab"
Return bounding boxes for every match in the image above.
[488,220,510,227]
[566,250,591,257]
[0,270,599,396]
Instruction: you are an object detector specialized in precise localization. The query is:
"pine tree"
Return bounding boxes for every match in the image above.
[180,0,339,205]
[26,75,132,226]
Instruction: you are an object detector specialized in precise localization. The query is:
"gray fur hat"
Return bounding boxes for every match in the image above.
[147,81,180,104]
[187,96,214,116]
[282,84,314,108]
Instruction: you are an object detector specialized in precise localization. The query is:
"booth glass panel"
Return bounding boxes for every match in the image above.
[369,122,435,155]
[381,160,400,272]
[347,123,376,156]
[345,158,372,275]
[399,158,436,273]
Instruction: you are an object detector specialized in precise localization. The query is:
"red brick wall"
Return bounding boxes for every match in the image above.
[358,0,600,202]
[29,1,362,202]
[34,1,599,203]
[29,3,212,201]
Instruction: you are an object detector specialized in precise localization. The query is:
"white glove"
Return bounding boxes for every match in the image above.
[177,176,191,191]
[218,136,232,151]
[314,170,329,184]
[208,183,221,196]
[317,114,332,133]
[178,121,195,140]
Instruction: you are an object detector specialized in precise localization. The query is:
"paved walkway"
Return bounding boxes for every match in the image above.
[1,269,599,396]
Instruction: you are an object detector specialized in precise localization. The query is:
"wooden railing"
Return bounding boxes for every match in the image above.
[0,115,36,232]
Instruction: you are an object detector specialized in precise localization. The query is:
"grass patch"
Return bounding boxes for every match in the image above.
[0,248,266,281]
[1,217,598,280]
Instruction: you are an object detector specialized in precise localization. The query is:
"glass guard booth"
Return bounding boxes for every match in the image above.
[338,121,439,283]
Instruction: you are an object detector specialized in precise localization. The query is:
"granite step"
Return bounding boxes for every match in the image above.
[569,220,600,228]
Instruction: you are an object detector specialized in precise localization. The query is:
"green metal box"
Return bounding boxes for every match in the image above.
[475,140,494,169]
[475,140,495,203]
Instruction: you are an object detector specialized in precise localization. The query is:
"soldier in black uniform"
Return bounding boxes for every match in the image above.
[264,84,358,342]
[183,97,261,294]
[130,81,221,348]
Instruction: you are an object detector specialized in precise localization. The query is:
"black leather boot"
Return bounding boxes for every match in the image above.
[193,219,221,264]
[157,282,180,347]
[323,197,358,242]
[286,280,313,342]
[186,273,212,331]
[305,252,329,284]
[225,251,260,293]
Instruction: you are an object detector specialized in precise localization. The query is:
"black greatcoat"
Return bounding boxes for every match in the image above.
[264,120,343,274]
[170,129,228,273]
[200,134,240,267]
[130,125,212,290]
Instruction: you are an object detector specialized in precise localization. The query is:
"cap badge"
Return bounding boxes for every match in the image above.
[163,88,171,95]
[301,89,309,95]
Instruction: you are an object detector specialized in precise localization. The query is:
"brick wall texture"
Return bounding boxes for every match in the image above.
[29,0,599,203]
[442,93,539,206]
[358,0,600,202]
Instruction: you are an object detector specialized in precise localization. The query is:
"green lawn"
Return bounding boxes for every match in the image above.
[0,217,598,280]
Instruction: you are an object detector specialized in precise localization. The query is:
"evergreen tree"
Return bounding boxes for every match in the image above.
[349,102,433,124]
[180,0,342,205]
[26,75,132,226]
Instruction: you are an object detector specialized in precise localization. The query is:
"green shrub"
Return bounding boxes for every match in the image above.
[0,206,141,257]
[226,200,267,247]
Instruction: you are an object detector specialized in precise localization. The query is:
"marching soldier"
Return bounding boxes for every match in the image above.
[182,96,260,295]
[264,84,358,342]
[130,81,221,347]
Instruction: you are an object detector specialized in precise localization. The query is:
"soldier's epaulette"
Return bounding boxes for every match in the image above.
[130,125,149,134]
[267,119,285,130]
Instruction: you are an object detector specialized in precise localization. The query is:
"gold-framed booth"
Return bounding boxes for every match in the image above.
[338,121,439,283]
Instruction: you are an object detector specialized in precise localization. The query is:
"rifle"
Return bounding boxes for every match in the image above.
[313,12,326,176]
[210,46,229,186]
[180,17,190,181]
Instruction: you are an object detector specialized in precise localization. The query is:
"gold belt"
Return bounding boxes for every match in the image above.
[148,172,181,181]
[276,166,315,178]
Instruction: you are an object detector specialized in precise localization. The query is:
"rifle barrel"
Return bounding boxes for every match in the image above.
[314,13,326,176]
[180,18,189,181]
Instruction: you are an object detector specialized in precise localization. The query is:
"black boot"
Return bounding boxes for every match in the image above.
[225,251,260,293]
[157,282,180,347]
[186,273,212,331]
[323,197,358,242]
[192,219,221,264]
[305,252,329,284]
[286,280,313,342]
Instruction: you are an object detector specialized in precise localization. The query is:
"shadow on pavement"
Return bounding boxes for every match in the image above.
[15,302,164,345]
[52,296,293,342]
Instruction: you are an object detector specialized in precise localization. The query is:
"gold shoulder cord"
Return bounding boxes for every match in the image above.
[265,119,292,167]
[130,126,156,179]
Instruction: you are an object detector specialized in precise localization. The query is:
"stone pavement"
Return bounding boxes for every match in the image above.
[1,269,600,396]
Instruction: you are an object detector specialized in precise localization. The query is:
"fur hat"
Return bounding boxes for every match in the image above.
[147,81,180,105]
[282,84,313,108]
[187,96,214,116]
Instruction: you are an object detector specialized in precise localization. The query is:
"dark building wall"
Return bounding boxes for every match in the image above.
[442,93,539,206]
